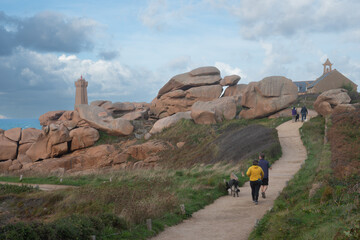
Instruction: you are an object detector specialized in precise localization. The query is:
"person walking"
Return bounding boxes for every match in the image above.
[258,153,271,199]
[246,160,264,205]
[291,107,297,122]
[300,106,308,122]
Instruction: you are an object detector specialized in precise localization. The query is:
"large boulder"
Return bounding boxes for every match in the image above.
[19,128,42,144]
[70,127,100,151]
[58,110,89,129]
[220,75,240,86]
[314,89,351,116]
[120,110,148,121]
[26,124,71,161]
[76,105,134,136]
[150,111,192,134]
[0,135,17,160]
[158,66,221,97]
[191,97,237,124]
[151,84,223,119]
[239,76,298,119]
[222,84,248,105]
[39,110,65,126]
[4,128,22,142]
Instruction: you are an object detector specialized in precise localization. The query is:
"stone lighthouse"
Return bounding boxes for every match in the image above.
[74,75,88,108]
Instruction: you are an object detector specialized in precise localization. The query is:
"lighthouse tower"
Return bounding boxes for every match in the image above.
[74,75,88,108]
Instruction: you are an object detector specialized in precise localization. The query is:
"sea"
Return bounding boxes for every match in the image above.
[0,119,41,130]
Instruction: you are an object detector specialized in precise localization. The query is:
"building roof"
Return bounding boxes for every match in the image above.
[293,81,315,93]
[308,71,331,89]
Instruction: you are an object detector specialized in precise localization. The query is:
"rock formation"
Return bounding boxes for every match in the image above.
[220,75,240,86]
[150,67,223,118]
[222,84,248,105]
[239,76,298,119]
[314,88,352,116]
[191,97,237,124]
[149,111,192,134]
[76,105,134,136]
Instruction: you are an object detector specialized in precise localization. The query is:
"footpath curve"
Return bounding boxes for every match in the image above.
[153,114,316,240]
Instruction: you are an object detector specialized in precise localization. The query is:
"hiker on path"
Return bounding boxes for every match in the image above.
[300,106,308,122]
[258,153,271,199]
[246,160,264,205]
[291,107,297,122]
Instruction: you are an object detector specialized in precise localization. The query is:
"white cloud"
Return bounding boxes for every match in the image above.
[139,0,193,30]
[215,61,246,79]
[208,0,360,39]
[0,114,6,119]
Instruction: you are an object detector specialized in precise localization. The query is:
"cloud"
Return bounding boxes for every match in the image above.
[0,11,98,55]
[207,0,360,39]
[97,50,120,60]
[0,47,161,118]
[166,56,192,71]
[0,114,7,119]
[215,62,247,79]
[139,0,192,30]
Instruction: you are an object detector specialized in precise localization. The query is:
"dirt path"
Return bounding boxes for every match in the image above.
[153,112,317,240]
[0,181,75,191]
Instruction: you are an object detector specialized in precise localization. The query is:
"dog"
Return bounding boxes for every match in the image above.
[225,179,240,197]
[295,113,300,122]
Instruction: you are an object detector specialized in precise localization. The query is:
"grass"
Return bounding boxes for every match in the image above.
[153,117,288,168]
[0,117,288,239]
[249,115,360,240]
[0,165,243,239]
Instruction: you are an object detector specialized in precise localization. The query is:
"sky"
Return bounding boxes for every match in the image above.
[0,0,359,118]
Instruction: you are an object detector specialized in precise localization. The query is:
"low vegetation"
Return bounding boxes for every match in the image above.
[250,112,360,239]
[0,117,287,239]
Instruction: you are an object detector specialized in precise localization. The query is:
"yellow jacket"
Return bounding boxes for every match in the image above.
[246,165,264,182]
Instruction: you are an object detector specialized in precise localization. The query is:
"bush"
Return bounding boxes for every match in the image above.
[0,214,126,240]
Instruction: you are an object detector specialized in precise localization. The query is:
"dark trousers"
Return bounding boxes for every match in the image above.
[250,181,261,201]
[301,113,307,121]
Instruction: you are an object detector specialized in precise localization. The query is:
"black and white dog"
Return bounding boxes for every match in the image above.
[225,179,240,197]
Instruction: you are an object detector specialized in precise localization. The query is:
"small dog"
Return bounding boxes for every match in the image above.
[225,179,240,197]
[295,113,299,122]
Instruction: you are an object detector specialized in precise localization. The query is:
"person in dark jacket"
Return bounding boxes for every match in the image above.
[291,107,297,122]
[258,153,271,199]
[300,106,308,122]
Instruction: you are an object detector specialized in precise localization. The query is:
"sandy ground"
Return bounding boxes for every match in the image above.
[0,181,75,191]
[152,112,317,240]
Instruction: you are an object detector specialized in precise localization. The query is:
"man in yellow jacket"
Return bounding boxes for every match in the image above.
[246,160,264,205]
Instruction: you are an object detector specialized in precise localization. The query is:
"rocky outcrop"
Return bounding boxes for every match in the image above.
[39,110,66,126]
[76,105,134,136]
[222,84,248,105]
[121,110,148,121]
[191,97,237,124]
[4,127,21,142]
[19,128,42,144]
[239,76,298,119]
[69,127,100,151]
[314,89,351,116]
[150,111,192,134]
[26,124,71,161]
[220,75,240,86]
[158,66,221,97]
[0,134,17,160]
[150,67,223,118]
[151,85,223,118]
